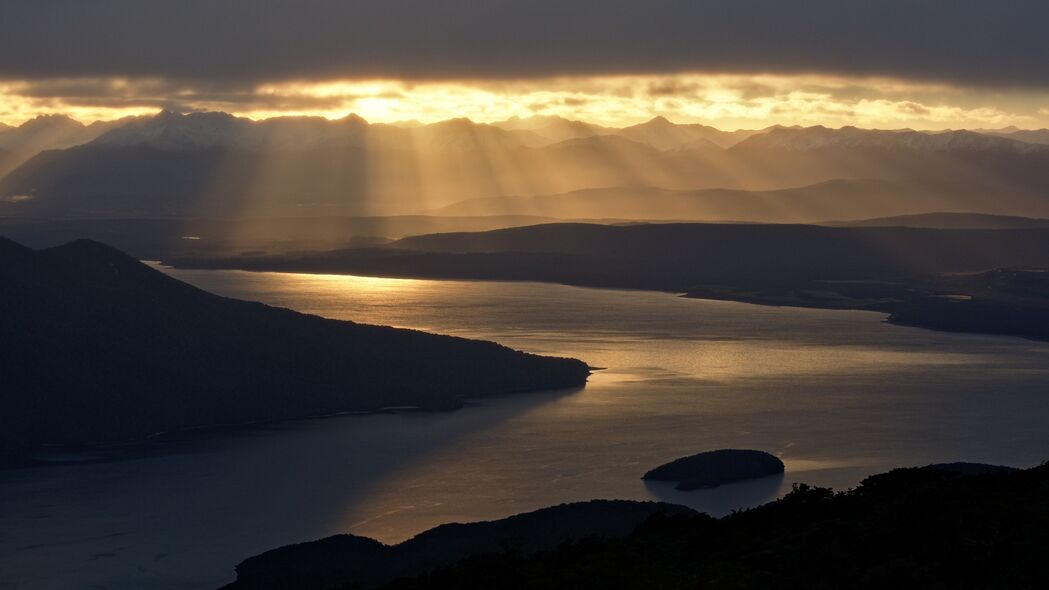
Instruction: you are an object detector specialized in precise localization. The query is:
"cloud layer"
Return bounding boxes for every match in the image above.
[3,0,1048,88]
[1,74,1044,130]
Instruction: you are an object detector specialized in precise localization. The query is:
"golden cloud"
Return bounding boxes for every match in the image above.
[1,74,1047,130]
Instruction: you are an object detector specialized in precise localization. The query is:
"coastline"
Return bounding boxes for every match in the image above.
[0,382,589,471]
[162,255,1049,343]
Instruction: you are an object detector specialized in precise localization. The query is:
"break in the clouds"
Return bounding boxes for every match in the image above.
[2,0,1049,88]
[1,74,1045,130]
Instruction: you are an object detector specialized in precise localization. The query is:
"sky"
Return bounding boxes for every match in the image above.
[2,0,1048,129]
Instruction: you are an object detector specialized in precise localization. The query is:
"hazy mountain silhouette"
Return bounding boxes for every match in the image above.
[431,179,970,222]
[492,115,611,142]
[92,110,260,150]
[828,212,1049,229]
[0,112,615,217]
[492,115,764,148]
[726,126,1049,200]
[5,112,1049,220]
[0,215,567,260]
[977,127,1049,145]
[0,114,129,176]
[733,126,1042,152]
[88,110,547,152]
[616,116,759,149]
[0,237,588,453]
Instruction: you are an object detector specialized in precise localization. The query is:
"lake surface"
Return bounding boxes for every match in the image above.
[4,269,1049,590]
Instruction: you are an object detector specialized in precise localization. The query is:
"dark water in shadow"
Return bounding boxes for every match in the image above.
[3,269,1049,589]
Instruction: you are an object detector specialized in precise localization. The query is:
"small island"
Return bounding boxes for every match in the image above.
[643,449,785,490]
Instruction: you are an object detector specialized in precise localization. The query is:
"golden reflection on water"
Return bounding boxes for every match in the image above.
[148,266,1049,544]
[5,266,1046,590]
[258,270,425,296]
[195,267,988,385]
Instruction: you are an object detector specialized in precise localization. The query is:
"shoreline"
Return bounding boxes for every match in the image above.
[162,258,1049,344]
[0,383,588,472]
[218,459,1047,590]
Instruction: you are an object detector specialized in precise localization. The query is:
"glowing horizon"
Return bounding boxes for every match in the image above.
[3,74,1049,131]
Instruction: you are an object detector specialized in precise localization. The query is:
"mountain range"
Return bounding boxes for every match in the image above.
[973,126,1049,145]
[2,111,1049,220]
[430,179,963,222]
[0,114,132,176]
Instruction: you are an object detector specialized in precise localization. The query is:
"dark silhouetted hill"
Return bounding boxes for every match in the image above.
[220,462,1049,590]
[929,462,1019,476]
[220,500,697,590]
[385,463,1049,590]
[166,223,1049,341]
[0,237,588,453]
[387,223,1049,281]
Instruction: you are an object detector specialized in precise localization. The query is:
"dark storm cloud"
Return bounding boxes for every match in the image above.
[2,0,1048,88]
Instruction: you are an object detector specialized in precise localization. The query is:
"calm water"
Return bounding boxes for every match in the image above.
[4,269,1049,590]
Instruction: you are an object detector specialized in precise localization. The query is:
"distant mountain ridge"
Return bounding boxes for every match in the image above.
[493,115,786,149]
[730,125,1047,153]
[5,111,1049,220]
[89,110,549,152]
[827,212,1049,229]
[6,111,1049,158]
[431,179,1046,223]
[492,115,612,142]
[615,116,761,149]
[0,114,132,175]
[974,127,1049,145]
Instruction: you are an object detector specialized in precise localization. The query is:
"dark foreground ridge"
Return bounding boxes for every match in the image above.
[222,462,1049,590]
[166,223,1049,342]
[643,449,785,490]
[221,500,694,590]
[0,236,589,454]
